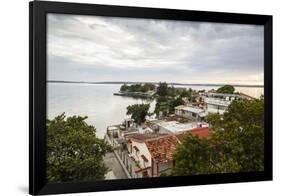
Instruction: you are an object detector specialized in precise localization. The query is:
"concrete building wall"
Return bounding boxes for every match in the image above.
[131,140,152,168]
[207,104,227,114]
[126,140,153,178]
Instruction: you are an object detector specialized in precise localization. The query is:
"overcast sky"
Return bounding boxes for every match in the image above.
[47,13,264,85]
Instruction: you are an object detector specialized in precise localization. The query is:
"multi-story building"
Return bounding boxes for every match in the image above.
[204,97,231,114]
[123,133,180,178]
[175,105,207,121]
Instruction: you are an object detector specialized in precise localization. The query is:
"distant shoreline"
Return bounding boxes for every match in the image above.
[47,80,264,88]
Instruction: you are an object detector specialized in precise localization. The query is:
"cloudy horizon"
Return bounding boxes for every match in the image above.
[47,14,264,85]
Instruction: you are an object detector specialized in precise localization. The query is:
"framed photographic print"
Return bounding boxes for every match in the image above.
[29,1,272,195]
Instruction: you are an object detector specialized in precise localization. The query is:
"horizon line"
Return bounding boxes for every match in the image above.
[47,80,264,88]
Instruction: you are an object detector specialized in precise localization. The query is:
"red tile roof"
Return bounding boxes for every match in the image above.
[191,127,210,138]
[126,133,179,163]
[176,127,210,142]
[145,135,180,163]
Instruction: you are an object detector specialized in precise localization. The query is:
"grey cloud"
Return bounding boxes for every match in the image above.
[47,14,264,85]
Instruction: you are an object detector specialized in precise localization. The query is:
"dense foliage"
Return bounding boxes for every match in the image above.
[127,104,150,125]
[216,85,235,94]
[180,88,192,98]
[154,82,186,117]
[120,83,156,93]
[168,97,185,113]
[172,98,264,175]
[156,82,169,97]
[47,114,113,183]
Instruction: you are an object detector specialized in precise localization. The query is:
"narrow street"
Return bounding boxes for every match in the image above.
[103,152,127,180]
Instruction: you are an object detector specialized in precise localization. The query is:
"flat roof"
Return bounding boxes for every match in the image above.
[157,121,208,133]
[175,105,204,114]
[198,112,208,117]
[107,126,119,131]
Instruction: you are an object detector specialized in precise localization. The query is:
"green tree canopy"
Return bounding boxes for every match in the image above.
[180,89,192,98]
[120,83,156,93]
[169,97,185,114]
[126,104,150,125]
[206,113,222,130]
[47,113,112,183]
[142,83,156,92]
[172,98,264,176]
[120,84,128,92]
[154,101,169,117]
[173,135,215,175]
[155,82,184,117]
[156,82,169,97]
[216,85,235,94]
[167,86,176,97]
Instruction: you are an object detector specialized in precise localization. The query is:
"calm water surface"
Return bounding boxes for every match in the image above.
[47,83,155,138]
[47,83,263,138]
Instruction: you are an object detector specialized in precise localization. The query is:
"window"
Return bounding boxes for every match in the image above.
[133,146,140,157]
[141,155,148,167]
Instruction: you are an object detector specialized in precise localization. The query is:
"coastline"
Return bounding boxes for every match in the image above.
[47,80,264,88]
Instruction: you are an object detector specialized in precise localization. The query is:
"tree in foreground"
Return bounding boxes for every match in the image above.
[173,135,214,175]
[127,103,150,125]
[172,98,264,175]
[47,113,113,183]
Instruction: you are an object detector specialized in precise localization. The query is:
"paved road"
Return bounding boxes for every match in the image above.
[104,152,127,180]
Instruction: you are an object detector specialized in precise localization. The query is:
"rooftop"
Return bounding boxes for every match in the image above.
[126,133,168,142]
[175,105,205,114]
[239,92,256,100]
[191,127,210,138]
[206,92,241,97]
[176,127,210,142]
[157,121,208,133]
[145,135,180,163]
[107,126,119,131]
[126,133,180,163]
[198,112,208,117]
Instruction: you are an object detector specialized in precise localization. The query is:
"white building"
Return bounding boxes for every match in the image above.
[204,97,231,114]
[156,120,209,134]
[175,105,207,121]
[201,92,255,114]
[124,133,180,178]
[125,135,154,178]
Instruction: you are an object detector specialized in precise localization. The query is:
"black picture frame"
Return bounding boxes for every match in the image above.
[29,1,273,195]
